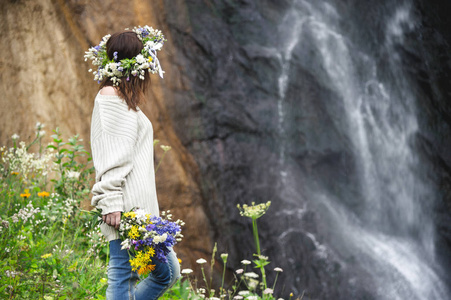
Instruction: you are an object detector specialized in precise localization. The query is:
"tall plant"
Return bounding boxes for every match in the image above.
[237,201,272,291]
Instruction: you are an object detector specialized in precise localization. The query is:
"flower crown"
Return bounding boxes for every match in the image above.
[84,25,165,86]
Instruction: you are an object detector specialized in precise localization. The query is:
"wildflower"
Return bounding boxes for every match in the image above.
[220,253,228,263]
[38,191,50,197]
[130,248,156,275]
[66,171,80,179]
[10,171,19,175]
[135,208,148,219]
[241,259,251,265]
[153,233,168,244]
[196,258,207,264]
[233,296,243,300]
[247,296,258,300]
[274,267,283,272]
[243,272,259,278]
[20,189,31,198]
[238,291,250,296]
[181,268,193,275]
[236,268,244,274]
[237,201,271,219]
[138,263,156,275]
[11,134,19,140]
[5,270,17,278]
[123,211,137,219]
[160,145,171,152]
[263,288,274,294]
[290,293,294,297]
[41,253,52,259]
[1,220,10,229]
[248,278,259,289]
[128,225,140,239]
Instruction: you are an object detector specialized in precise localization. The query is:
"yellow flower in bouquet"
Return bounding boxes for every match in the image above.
[119,208,184,276]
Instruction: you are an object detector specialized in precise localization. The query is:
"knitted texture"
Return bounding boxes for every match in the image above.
[90,92,159,241]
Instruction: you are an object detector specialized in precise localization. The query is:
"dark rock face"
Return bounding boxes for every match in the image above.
[164,0,451,298]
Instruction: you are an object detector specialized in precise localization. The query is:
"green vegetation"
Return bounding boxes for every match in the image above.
[1,125,107,299]
[0,124,299,299]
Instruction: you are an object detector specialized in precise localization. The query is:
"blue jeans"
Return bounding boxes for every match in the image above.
[106,239,180,300]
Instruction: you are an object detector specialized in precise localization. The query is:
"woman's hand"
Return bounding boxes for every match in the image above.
[103,211,121,229]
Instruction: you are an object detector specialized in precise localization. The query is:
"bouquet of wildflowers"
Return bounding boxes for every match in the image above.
[119,209,184,275]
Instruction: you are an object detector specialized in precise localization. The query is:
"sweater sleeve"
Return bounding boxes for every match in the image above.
[90,99,138,215]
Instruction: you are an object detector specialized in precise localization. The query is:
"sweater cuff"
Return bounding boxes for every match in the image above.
[94,193,124,215]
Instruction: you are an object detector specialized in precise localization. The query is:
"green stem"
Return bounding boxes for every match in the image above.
[252,218,260,256]
[25,135,39,151]
[60,219,67,249]
[220,262,226,296]
[200,266,210,296]
[155,151,168,173]
[39,136,42,157]
[252,217,267,289]
[272,272,279,290]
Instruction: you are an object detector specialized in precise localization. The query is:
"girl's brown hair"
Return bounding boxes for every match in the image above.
[99,31,150,111]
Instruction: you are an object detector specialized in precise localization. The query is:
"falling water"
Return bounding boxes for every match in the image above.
[276,0,449,298]
[277,9,304,180]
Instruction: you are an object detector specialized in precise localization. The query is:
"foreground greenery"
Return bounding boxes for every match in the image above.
[0,125,107,299]
[0,124,300,299]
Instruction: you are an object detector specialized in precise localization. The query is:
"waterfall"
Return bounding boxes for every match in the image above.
[277,9,304,180]
[276,0,449,298]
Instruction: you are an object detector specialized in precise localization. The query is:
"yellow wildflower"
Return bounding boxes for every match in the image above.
[148,56,153,62]
[124,211,137,219]
[130,248,156,275]
[145,213,152,222]
[11,171,19,175]
[178,258,182,264]
[38,191,50,197]
[20,189,31,198]
[41,253,52,259]
[138,263,155,275]
[128,225,140,239]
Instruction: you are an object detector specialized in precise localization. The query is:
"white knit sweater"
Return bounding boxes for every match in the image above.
[90,92,159,241]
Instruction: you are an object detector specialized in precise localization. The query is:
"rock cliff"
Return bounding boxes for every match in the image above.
[0,0,213,273]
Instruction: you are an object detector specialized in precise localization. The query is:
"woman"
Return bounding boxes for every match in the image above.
[86,26,180,299]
